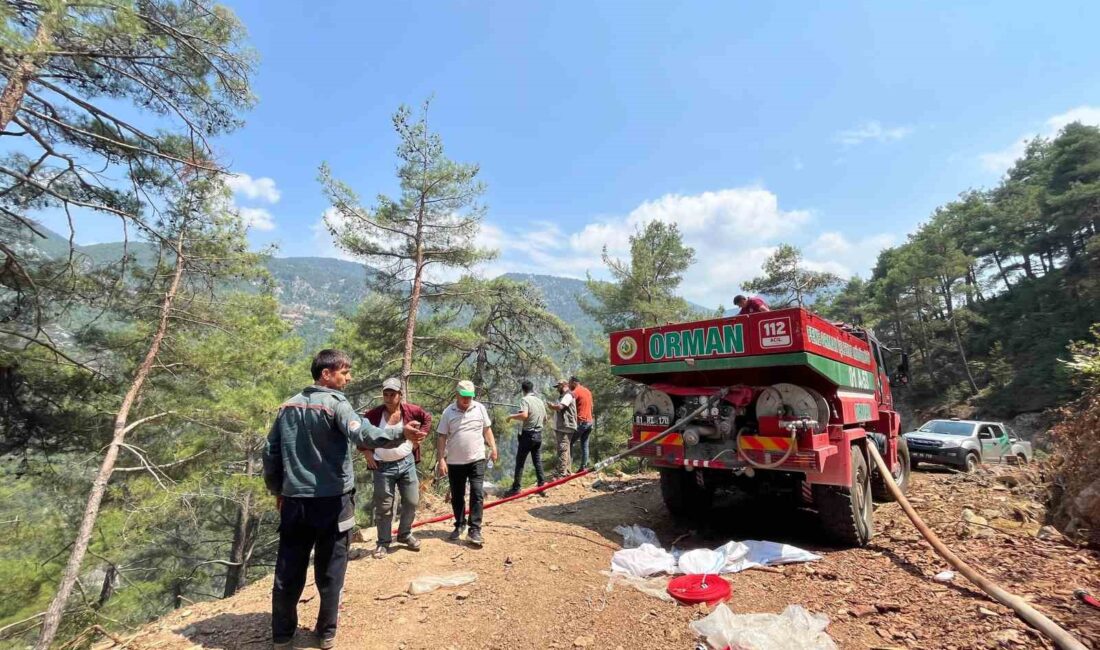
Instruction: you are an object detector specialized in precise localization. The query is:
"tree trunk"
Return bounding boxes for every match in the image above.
[96,565,118,609]
[913,290,937,389]
[223,452,256,598]
[400,258,425,395]
[400,184,429,396]
[991,252,1013,295]
[942,293,979,396]
[963,267,976,307]
[34,238,186,650]
[949,315,979,396]
[0,16,54,131]
[1022,254,1037,280]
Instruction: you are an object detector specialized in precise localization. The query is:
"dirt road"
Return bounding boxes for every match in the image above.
[115,465,1099,649]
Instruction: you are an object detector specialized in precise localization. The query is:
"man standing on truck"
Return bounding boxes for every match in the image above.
[264,349,426,650]
[546,379,578,479]
[734,294,770,315]
[568,376,594,471]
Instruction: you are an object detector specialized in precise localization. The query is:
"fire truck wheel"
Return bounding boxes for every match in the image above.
[872,437,911,502]
[658,467,712,520]
[814,446,873,547]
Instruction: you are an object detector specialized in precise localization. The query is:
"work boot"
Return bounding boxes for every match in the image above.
[397,533,421,551]
[372,543,389,559]
[502,486,520,498]
[448,525,466,542]
[273,639,293,650]
[467,528,484,547]
[318,632,336,649]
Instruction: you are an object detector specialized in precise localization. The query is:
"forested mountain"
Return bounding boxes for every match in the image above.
[820,123,1100,417]
[8,229,624,351]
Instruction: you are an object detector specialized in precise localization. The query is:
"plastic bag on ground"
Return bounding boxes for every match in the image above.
[690,603,837,650]
[611,543,677,577]
[600,570,674,602]
[613,524,660,549]
[407,571,477,595]
[718,540,820,574]
[677,547,732,575]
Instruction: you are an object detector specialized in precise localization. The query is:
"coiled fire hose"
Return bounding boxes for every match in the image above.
[866,444,1087,650]
[402,386,732,533]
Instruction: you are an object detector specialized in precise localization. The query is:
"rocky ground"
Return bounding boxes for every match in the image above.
[102,463,1099,650]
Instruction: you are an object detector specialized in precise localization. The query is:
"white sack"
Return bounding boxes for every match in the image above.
[610,543,677,577]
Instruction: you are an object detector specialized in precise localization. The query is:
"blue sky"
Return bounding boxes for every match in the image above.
[45,1,1100,307]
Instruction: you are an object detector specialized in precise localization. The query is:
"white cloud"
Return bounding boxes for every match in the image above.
[1047,106,1100,132]
[804,232,895,278]
[310,207,357,261]
[980,105,1100,173]
[238,207,275,231]
[306,188,895,309]
[836,121,913,147]
[474,187,824,307]
[226,173,281,204]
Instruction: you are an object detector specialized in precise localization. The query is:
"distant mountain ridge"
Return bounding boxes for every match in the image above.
[15,227,680,349]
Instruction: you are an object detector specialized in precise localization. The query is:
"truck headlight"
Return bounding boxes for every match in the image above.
[939,439,961,449]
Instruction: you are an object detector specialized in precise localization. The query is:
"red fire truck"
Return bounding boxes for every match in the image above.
[609,307,911,546]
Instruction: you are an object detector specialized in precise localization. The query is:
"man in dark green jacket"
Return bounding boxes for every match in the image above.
[264,349,425,649]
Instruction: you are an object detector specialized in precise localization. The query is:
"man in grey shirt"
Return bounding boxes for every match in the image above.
[546,378,577,479]
[264,349,425,649]
[504,379,547,497]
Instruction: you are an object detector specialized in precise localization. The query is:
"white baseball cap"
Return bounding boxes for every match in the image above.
[382,378,402,392]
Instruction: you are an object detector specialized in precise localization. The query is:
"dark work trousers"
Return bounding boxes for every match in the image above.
[511,430,545,490]
[447,459,486,532]
[571,421,593,470]
[271,492,355,642]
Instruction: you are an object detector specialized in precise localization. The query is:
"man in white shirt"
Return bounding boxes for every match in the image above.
[436,380,498,547]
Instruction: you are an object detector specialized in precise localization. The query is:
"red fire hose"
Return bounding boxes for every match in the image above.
[398,387,732,534]
[407,469,593,531]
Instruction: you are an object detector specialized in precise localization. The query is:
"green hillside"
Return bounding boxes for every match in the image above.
[14,226,645,351]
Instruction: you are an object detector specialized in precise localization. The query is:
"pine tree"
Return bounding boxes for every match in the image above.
[319,100,495,397]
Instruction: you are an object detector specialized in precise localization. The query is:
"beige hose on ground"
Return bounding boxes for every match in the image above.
[866,444,1087,650]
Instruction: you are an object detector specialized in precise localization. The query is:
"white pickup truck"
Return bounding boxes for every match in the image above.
[902,419,1033,472]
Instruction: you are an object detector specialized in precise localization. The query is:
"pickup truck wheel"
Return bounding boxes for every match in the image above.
[814,446,873,547]
[964,452,979,473]
[1015,453,1028,465]
[659,467,712,519]
[872,438,910,502]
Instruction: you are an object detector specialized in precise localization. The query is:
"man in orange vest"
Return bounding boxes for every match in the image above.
[568,376,594,471]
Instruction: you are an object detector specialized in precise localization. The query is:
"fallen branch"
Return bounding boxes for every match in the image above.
[0,611,44,637]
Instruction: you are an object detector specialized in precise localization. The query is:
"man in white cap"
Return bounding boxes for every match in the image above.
[361,378,432,558]
[436,379,498,546]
